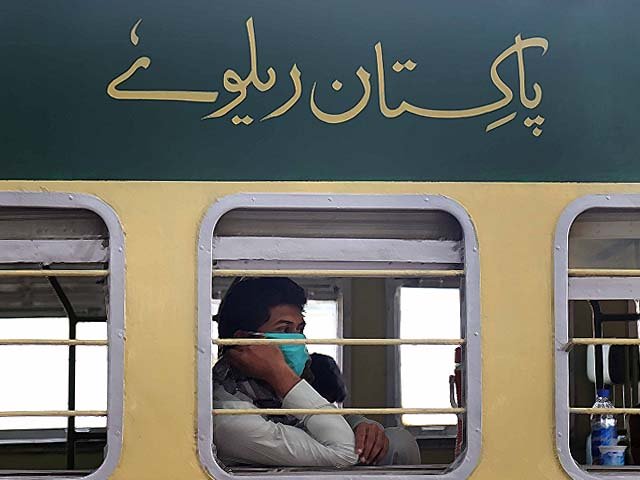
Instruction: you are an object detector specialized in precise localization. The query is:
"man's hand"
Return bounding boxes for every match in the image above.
[354,422,389,465]
[227,335,300,397]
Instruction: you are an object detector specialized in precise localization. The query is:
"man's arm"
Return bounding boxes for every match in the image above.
[344,414,379,430]
[308,353,389,465]
[214,380,359,467]
[343,415,389,464]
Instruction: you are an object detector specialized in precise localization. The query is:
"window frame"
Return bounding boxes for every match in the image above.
[0,192,125,480]
[555,194,640,480]
[197,193,481,480]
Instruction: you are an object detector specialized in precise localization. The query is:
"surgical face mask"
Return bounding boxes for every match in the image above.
[263,332,309,376]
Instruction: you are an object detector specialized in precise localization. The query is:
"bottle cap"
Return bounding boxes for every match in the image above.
[597,388,611,398]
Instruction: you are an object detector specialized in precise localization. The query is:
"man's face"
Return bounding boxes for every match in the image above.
[257,304,305,334]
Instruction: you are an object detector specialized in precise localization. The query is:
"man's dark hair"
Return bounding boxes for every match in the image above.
[216,277,307,338]
[309,353,348,404]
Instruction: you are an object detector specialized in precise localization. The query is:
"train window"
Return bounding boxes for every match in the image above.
[556,195,640,478]
[198,194,481,479]
[0,193,124,480]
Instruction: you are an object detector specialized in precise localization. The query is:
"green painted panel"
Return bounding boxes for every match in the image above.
[0,1,638,181]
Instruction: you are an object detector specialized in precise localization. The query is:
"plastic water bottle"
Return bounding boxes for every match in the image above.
[590,389,617,465]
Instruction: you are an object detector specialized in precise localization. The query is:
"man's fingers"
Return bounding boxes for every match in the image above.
[371,432,389,464]
[361,425,377,462]
[366,428,384,463]
[355,425,367,456]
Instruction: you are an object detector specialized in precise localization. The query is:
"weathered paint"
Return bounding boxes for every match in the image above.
[1,180,638,479]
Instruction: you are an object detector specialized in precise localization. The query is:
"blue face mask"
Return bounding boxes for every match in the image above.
[263,332,310,376]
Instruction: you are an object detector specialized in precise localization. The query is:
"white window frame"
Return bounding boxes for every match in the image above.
[0,192,125,480]
[555,194,640,480]
[197,193,481,480]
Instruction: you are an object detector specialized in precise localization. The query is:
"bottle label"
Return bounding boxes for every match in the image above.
[592,426,617,464]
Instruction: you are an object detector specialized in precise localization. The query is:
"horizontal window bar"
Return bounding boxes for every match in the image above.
[212,269,464,278]
[212,407,466,416]
[569,268,640,278]
[570,408,640,415]
[214,338,465,346]
[0,339,107,346]
[0,411,107,418]
[0,269,108,277]
[562,338,640,351]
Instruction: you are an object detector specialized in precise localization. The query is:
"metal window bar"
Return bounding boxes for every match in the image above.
[570,408,640,415]
[0,269,108,277]
[212,269,464,278]
[563,338,640,350]
[46,273,79,470]
[0,411,107,417]
[0,339,108,346]
[214,338,465,346]
[212,407,466,416]
[569,269,640,277]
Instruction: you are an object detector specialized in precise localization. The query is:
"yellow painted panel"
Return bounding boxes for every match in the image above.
[2,181,639,479]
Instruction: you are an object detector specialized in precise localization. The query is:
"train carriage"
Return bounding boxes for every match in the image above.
[2,2,640,480]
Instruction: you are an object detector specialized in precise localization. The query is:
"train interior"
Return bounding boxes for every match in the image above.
[210,275,464,473]
[568,208,640,472]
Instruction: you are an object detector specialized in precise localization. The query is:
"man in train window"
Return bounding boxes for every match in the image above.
[212,277,420,467]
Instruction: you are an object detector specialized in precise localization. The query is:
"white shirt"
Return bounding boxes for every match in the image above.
[213,379,359,467]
